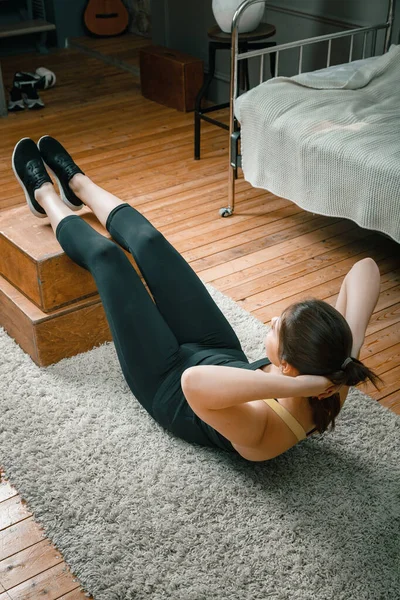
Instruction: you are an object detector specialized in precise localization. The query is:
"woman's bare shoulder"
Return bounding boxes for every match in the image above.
[232,400,301,461]
[232,393,311,462]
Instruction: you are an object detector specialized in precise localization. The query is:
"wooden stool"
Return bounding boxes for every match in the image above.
[194,23,276,160]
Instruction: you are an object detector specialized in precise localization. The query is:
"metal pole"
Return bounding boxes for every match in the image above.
[226,1,266,217]
[384,0,395,52]
[227,18,240,216]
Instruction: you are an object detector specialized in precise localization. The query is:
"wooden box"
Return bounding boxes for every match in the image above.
[139,45,203,112]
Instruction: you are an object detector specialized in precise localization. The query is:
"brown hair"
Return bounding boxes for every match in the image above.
[278,299,382,434]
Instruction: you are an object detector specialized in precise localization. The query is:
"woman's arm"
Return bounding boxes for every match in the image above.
[335,257,380,358]
[181,366,332,411]
[183,258,381,413]
[333,258,380,406]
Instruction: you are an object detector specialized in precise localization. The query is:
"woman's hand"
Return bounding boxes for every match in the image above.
[295,374,342,400]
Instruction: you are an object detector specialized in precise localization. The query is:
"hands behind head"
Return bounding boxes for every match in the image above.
[295,374,344,400]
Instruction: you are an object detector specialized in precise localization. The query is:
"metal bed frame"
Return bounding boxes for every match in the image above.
[220,0,395,217]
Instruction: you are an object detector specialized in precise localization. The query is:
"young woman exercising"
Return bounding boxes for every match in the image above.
[12,137,381,462]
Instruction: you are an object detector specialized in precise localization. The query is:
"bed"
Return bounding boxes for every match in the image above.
[222,0,399,245]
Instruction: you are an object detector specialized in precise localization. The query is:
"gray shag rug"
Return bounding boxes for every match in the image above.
[0,284,399,600]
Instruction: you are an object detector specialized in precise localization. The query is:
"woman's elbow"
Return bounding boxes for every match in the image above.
[355,257,380,278]
[181,367,199,400]
[181,367,192,393]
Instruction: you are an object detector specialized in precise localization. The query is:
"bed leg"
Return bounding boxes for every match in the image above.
[220,26,240,219]
[219,158,235,218]
[219,162,235,217]
[219,128,240,217]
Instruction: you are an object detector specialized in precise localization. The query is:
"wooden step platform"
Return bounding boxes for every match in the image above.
[0,273,112,366]
[1,206,95,312]
[0,206,143,366]
[0,206,141,312]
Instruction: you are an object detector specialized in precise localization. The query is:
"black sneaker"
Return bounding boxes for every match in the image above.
[8,84,25,112]
[12,138,53,218]
[37,136,85,210]
[17,80,45,109]
[13,71,46,90]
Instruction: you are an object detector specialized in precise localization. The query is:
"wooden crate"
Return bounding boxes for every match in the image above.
[139,45,203,112]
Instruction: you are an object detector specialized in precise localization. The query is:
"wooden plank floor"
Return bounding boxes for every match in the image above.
[0,36,399,599]
[67,31,153,76]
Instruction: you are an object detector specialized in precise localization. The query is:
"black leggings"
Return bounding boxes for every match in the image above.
[56,203,251,451]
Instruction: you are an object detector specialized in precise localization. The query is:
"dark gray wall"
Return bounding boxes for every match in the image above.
[44,0,87,47]
[151,0,214,57]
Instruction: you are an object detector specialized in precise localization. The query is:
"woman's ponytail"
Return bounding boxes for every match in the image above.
[330,356,383,388]
[311,357,383,434]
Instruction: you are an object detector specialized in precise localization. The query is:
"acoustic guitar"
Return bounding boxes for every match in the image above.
[84,0,130,37]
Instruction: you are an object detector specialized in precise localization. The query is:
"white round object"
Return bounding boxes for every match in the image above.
[212,0,264,33]
[35,67,56,89]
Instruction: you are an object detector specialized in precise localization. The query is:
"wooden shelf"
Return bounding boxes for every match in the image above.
[0,18,55,39]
